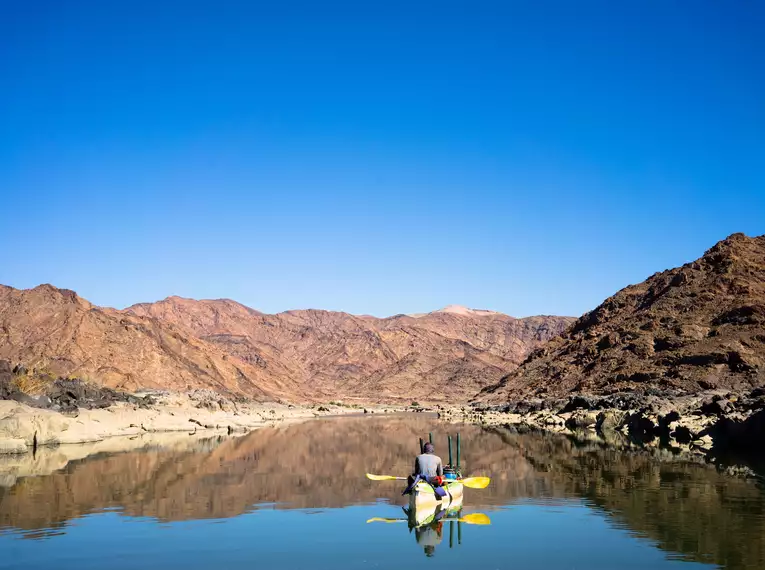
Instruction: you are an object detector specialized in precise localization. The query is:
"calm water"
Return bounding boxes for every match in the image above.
[1,414,764,569]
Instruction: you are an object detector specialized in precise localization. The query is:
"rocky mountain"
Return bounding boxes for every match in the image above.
[127,299,574,402]
[0,285,572,403]
[0,285,303,401]
[481,233,765,402]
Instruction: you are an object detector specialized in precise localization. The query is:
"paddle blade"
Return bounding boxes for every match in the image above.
[461,476,490,489]
[366,517,406,524]
[459,513,491,525]
[366,473,406,481]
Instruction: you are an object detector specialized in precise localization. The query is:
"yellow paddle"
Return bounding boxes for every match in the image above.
[458,477,490,490]
[366,513,491,525]
[455,513,491,525]
[365,474,407,481]
[365,473,490,489]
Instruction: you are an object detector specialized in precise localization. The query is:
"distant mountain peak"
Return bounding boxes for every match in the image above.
[406,305,504,318]
[435,305,502,316]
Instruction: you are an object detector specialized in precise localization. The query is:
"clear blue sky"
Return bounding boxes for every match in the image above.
[1,1,763,317]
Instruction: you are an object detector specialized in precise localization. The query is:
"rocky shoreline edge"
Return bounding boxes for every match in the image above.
[0,371,403,455]
[0,396,393,456]
[441,389,765,476]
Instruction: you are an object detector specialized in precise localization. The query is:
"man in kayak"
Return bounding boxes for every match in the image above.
[415,442,444,480]
[404,442,445,496]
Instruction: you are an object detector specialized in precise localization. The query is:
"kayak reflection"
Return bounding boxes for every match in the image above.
[367,495,491,557]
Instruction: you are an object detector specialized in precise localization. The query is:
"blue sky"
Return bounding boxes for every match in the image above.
[1,1,763,317]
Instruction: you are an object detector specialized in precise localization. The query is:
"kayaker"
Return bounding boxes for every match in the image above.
[414,442,444,481]
[403,442,446,496]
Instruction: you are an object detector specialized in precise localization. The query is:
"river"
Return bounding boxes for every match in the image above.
[1,414,764,569]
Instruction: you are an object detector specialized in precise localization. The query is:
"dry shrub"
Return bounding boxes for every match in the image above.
[11,373,56,396]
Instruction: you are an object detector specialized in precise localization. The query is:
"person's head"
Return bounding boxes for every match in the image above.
[424,545,435,557]
[423,442,435,454]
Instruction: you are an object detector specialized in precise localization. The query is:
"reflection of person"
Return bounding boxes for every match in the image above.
[415,520,443,557]
[414,442,443,480]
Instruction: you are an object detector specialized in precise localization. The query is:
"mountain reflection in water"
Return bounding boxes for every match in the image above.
[1,414,764,569]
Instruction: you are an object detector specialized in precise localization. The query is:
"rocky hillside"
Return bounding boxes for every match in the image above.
[0,285,303,401]
[127,299,574,402]
[481,233,765,402]
[0,285,572,403]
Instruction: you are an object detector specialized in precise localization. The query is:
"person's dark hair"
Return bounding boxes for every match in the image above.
[423,442,435,453]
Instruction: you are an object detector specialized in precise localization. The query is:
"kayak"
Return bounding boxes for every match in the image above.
[408,488,463,526]
[408,480,464,512]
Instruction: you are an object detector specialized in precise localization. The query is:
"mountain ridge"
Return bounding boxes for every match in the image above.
[127,296,574,401]
[0,284,304,401]
[480,233,765,403]
[0,285,573,403]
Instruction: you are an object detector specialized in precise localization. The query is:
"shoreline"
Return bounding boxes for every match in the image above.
[5,384,765,480]
[441,388,765,476]
[0,393,406,456]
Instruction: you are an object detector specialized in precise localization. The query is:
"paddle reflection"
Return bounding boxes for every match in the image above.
[367,494,491,558]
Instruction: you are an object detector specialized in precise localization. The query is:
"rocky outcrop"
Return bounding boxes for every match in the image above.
[1,370,156,414]
[481,233,765,401]
[454,386,765,472]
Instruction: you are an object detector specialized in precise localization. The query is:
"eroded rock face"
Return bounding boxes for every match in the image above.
[0,285,573,404]
[0,286,304,402]
[481,233,765,402]
[125,298,574,402]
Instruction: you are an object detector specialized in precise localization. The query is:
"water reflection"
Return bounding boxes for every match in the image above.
[1,414,764,569]
[366,486,487,557]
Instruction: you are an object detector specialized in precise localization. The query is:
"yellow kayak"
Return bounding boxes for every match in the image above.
[408,480,464,512]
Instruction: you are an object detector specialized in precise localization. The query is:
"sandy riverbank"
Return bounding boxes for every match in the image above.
[0,393,402,455]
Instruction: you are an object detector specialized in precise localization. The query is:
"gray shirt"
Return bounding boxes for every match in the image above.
[414,453,444,479]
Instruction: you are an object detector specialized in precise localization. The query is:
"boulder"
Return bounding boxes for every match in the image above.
[560,395,597,413]
[8,392,40,407]
[671,425,694,444]
[692,434,714,453]
[0,438,28,454]
[0,401,72,446]
[624,412,658,441]
[707,408,765,452]
[525,411,564,429]
[565,411,599,430]
[196,399,221,412]
[596,410,628,432]
[701,398,734,417]
[515,399,546,415]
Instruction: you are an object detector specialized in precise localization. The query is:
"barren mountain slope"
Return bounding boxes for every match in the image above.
[0,285,302,400]
[128,299,574,401]
[481,233,765,402]
[383,310,573,363]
